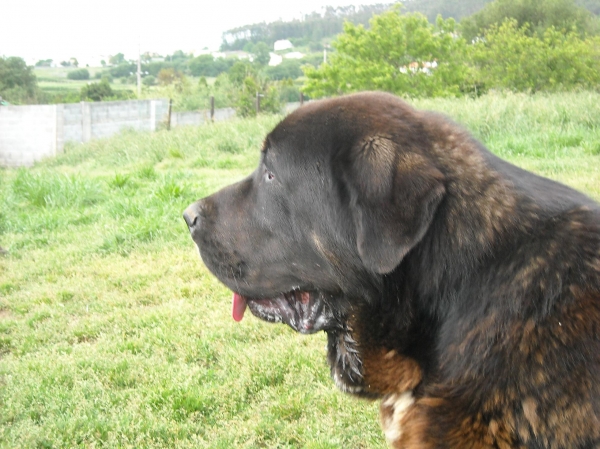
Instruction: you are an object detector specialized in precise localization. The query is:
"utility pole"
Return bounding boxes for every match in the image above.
[137,41,142,97]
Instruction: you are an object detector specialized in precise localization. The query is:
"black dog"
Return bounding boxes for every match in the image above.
[184,92,600,448]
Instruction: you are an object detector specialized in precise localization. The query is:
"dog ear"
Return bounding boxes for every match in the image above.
[345,135,445,274]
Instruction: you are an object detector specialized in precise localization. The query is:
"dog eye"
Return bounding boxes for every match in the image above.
[264,170,275,182]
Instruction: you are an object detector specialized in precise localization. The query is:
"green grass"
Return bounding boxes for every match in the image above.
[1,92,600,448]
[34,67,136,100]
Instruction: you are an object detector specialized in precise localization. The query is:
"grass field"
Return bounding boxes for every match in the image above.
[34,67,137,100]
[1,91,600,448]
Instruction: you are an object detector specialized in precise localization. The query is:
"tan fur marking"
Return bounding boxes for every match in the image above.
[310,232,342,270]
[522,397,539,434]
[380,392,415,445]
[362,347,422,394]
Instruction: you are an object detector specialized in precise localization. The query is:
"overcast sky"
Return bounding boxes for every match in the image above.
[1,0,388,64]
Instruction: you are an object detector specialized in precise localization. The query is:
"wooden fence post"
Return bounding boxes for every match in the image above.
[300,92,304,106]
[256,92,261,114]
[167,99,172,131]
[210,96,215,122]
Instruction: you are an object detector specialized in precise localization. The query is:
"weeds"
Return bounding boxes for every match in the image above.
[12,170,104,209]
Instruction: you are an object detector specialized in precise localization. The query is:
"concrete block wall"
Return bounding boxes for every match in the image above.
[0,99,169,167]
[63,103,84,143]
[88,99,168,139]
[0,99,306,167]
[213,107,236,122]
[0,104,61,167]
[171,110,209,127]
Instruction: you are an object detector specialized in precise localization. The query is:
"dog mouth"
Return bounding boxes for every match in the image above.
[232,290,337,334]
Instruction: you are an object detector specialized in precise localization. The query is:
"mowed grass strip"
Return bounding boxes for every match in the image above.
[1,92,600,448]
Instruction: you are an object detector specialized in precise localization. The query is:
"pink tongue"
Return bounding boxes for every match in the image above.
[232,293,247,322]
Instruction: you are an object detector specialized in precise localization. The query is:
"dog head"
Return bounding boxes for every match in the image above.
[184,92,445,393]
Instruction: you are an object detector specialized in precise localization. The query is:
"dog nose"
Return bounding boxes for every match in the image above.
[183,202,203,229]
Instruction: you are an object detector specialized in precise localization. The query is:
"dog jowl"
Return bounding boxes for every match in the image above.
[184,92,600,448]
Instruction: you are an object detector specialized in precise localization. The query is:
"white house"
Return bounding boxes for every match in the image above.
[284,51,304,60]
[268,52,283,66]
[274,40,293,52]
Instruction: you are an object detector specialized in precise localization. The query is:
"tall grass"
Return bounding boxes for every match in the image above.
[0,92,599,448]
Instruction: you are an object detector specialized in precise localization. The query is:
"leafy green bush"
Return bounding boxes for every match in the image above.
[140,71,234,112]
[278,79,302,103]
[94,71,111,81]
[265,59,303,80]
[108,63,137,79]
[302,8,469,98]
[460,0,598,42]
[80,78,133,102]
[67,68,90,80]
[142,75,156,86]
[0,56,39,104]
[470,19,600,92]
[230,74,281,117]
[188,55,233,77]
[81,78,114,101]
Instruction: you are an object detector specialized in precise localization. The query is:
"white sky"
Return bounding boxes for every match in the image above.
[1,0,387,64]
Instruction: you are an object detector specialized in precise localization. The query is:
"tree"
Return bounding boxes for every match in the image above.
[252,42,271,66]
[228,61,257,85]
[0,56,38,103]
[189,55,215,76]
[35,59,53,67]
[109,63,137,79]
[157,68,185,86]
[188,55,233,77]
[265,59,303,80]
[470,19,600,92]
[109,53,126,65]
[460,0,598,42]
[168,50,189,62]
[302,8,469,98]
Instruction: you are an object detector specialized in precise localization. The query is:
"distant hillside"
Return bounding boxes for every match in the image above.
[576,0,600,14]
[402,0,492,22]
[401,0,599,20]
[221,0,600,51]
[402,0,600,22]
[220,4,393,51]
